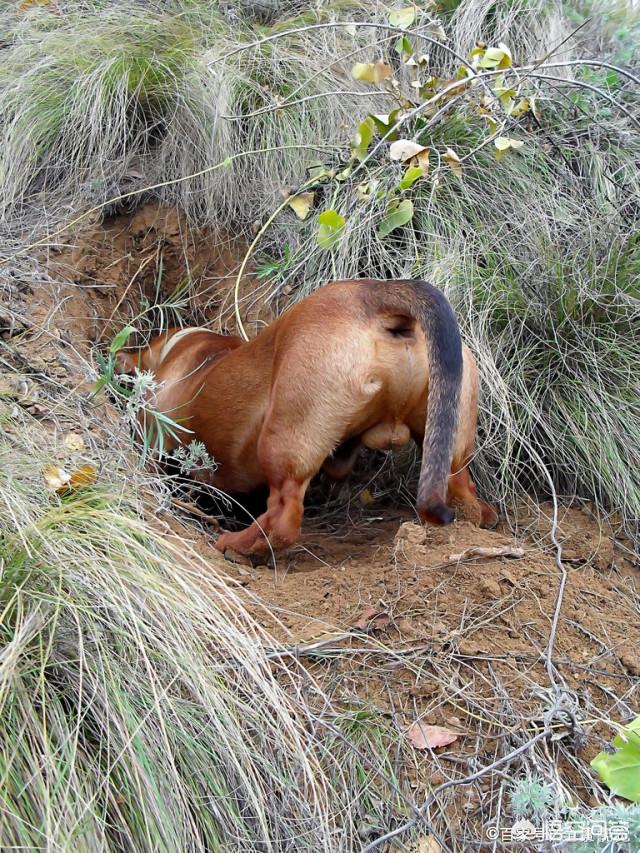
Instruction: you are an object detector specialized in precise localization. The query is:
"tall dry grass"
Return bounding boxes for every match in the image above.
[0,406,383,850]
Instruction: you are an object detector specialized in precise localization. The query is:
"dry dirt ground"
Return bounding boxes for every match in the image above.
[2,203,639,845]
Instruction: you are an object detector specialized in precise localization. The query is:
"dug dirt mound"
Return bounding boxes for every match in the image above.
[217,503,638,743]
[209,505,638,839]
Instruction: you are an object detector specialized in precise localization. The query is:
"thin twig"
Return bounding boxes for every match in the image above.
[170,497,221,529]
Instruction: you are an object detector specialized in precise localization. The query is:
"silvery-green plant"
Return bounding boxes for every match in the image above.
[511,775,556,819]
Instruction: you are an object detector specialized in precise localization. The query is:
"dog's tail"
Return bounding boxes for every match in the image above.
[378,279,463,525]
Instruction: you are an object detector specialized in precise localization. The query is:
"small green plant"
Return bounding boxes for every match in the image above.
[171,439,217,474]
[95,326,192,462]
[325,709,406,825]
[256,244,292,279]
[511,775,556,819]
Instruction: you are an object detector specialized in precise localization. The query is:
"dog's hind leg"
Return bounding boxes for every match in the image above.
[447,455,497,528]
[215,411,321,556]
[216,383,359,555]
[215,476,311,556]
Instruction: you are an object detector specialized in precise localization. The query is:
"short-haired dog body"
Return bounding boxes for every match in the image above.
[121,280,497,555]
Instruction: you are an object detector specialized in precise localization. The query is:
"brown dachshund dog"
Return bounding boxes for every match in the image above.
[118,279,497,555]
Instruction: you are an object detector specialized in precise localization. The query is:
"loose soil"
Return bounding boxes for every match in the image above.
[224,505,639,753]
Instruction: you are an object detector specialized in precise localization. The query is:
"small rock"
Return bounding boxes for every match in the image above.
[396,617,417,638]
[619,651,639,677]
[479,576,502,598]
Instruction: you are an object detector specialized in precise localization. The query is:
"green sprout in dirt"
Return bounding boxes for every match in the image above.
[171,440,217,475]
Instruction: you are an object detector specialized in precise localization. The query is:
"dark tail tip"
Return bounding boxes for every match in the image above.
[419,501,455,526]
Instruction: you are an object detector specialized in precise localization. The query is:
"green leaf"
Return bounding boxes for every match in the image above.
[603,69,620,88]
[394,36,413,60]
[591,717,640,802]
[511,97,531,117]
[307,161,333,180]
[355,179,380,202]
[352,116,376,161]
[389,7,415,28]
[494,77,517,115]
[370,109,402,141]
[317,210,346,250]
[477,43,513,70]
[377,199,414,237]
[110,326,136,354]
[399,166,425,189]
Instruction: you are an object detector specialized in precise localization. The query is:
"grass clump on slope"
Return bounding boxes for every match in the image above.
[0,411,368,851]
[0,0,390,236]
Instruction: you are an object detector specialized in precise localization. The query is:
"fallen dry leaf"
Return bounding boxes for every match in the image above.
[415,147,430,173]
[44,463,97,493]
[43,464,71,490]
[287,191,315,220]
[354,606,392,632]
[63,433,85,453]
[443,147,462,177]
[69,465,97,490]
[358,488,375,506]
[417,836,441,853]
[494,136,525,160]
[19,0,57,9]
[447,545,524,562]
[406,721,461,750]
[389,139,429,163]
[352,60,392,84]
